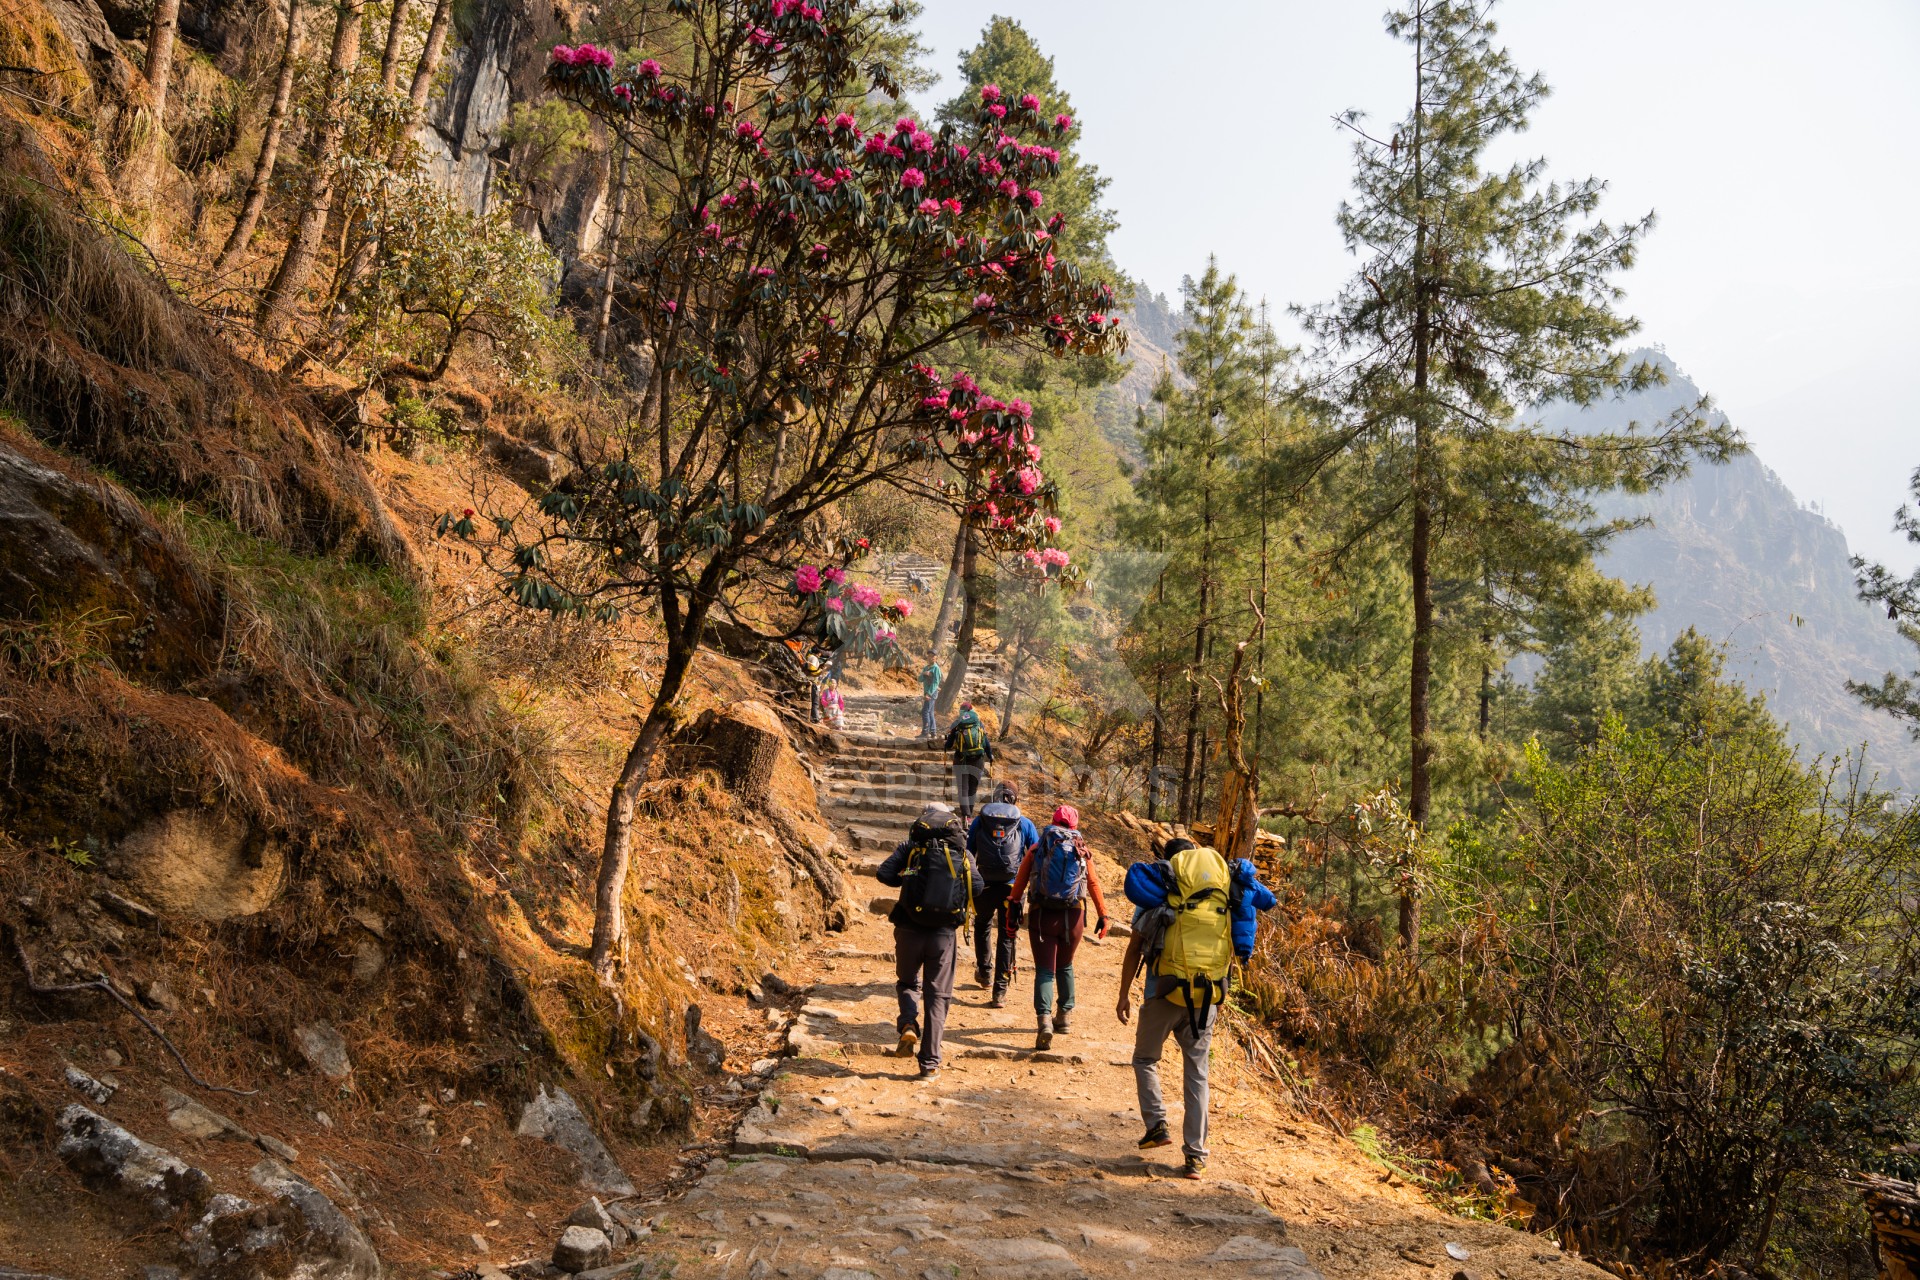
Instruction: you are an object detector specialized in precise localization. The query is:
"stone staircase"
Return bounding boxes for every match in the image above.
[818,692,1047,854]
[819,730,953,852]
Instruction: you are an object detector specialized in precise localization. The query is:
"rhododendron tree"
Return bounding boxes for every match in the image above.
[444,0,1123,977]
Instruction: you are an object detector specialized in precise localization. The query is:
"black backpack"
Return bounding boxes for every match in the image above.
[970,803,1025,883]
[891,826,973,929]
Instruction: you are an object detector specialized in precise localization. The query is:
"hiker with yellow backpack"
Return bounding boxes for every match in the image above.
[1117,835,1273,1179]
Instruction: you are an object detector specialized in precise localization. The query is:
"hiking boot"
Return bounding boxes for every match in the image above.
[1034,1020,1053,1052]
[917,1065,942,1082]
[1138,1122,1172,1149]
[1052,1012,1071,1036]
[974,965,991,989]
[895,1028,919,1058]
[1181,1155,1207,1180]
[988,989,1006,1009]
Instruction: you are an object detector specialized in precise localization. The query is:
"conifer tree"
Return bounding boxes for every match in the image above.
[1298,0,1738,949]
[1850,466,1920,738]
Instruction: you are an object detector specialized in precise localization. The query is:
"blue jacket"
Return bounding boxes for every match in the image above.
[1125,855,1275,960]
[1228,858,1277,960]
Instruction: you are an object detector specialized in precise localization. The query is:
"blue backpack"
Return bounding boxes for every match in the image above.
[1030,825,1087,909]
[971,803,1025,883]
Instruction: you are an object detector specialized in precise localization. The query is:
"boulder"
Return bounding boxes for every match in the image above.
[162,1087,252,1142]
[62,1066,114,1105]
[54,1105,211,1219]
[293,1022,355,1081]
[109,807,286,922]
[552,1225,612,1273]
[516,1086,636,1198]
[0,407,217,679]
[250,1158,384,1278]
[184,1162,385,1280]
[684,1005,727,1074]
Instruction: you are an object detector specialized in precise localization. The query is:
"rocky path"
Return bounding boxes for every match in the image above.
[629,695,1613,1280]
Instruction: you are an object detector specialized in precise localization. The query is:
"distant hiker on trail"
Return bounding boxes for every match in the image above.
[818,679,845,731]
[920,658,942,738]
[1117,836,1239,1180]
[876,802,984,1080]
[804,648,826,723]
[1007,805,1108,1051]
[966,781,1039,1006]
[943,701,994,821]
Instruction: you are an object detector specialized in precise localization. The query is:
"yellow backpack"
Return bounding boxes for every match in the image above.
[1154,844,1233,1032]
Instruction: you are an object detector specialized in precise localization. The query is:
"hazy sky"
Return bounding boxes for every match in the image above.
[907,1,1920,570]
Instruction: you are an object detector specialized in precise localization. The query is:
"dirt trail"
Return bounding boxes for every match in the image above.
[648,691,1607,1280]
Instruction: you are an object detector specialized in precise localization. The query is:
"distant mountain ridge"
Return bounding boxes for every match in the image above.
[1567,353,1920,789]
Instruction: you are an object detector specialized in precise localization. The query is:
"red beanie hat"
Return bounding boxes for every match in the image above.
[1052,804,1079,829]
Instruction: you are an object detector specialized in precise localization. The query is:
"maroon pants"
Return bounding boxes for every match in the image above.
[1027,904,1085,1015]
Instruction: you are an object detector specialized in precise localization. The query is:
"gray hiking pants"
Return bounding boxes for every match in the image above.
[894,924,958,1070]
[1132,994,1216,1159]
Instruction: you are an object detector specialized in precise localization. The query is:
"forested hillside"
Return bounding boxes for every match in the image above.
[1,1,1916,1278]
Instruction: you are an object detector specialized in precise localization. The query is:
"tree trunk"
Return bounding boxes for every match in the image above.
[936,525,978,717]
[391,0,451,163]
[144,0,182,123]
[1178,458,1215,826]
[1402,9,1431,955]
[378,0,410,89]
[256,0,366,341]
[1211,642,1258,863]
[999,630,1028,739]
[591,630,700,977]
[929,518,967,653]
[215,0,302,275]
[1147,655,1166,822]
[595,138,631,378]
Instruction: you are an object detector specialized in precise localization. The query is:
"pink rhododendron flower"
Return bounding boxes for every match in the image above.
[612,84,632,102]
[911,130,935,152]
[973,292,995,309]
[1020,93,1040,110]
[1015,466,1042,495]
[834,112,857,130]
[918,198,942,214]
[1043,516,1061,535]
[980,84,1001,102]
[893,599,913,617]
[997,178,1019,198]
[942,197,964,215]
[551,44,573,62]
[895,116,917,134]
[795,565,821,593]
[988,104,1006,119]
[1024,549,1043,566]
[825,597,844,613]
[1022,190,1044,209]
[822,566,846,585]
[662,299,678,313]
[749,27,772,46]
[1055,113,1074,130]
[851,584,883,608]
[900,167,926,189]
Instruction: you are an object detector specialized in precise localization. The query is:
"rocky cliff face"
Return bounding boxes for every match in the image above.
[1570,353,1920,788]
[419,0,610,265]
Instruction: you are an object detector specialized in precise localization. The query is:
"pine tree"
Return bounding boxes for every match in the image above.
[1297,0,1739,949]
[1850,466,1920,738]
[936,17,1117,271]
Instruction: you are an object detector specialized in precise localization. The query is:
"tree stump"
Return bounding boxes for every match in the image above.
[682,701,786,806]
[1864,1174,1920,1280]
